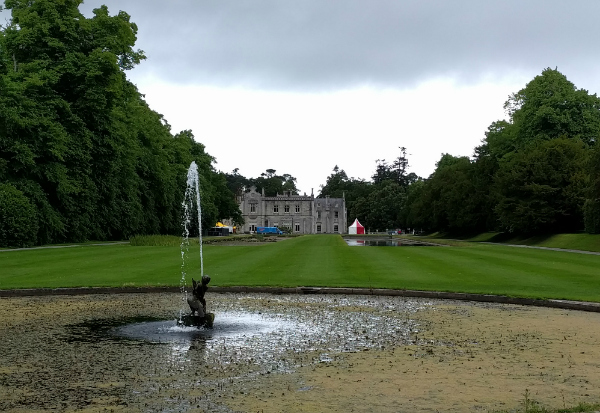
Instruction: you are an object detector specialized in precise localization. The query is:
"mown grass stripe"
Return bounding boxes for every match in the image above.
[1,235,600,302]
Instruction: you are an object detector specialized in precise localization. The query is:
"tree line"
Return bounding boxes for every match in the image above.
[319,69,600,235]
[2,2,597,247]
[0,0,241,248]
[224,168,299,198]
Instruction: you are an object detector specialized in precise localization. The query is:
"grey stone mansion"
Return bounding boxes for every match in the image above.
[237,187,347,234]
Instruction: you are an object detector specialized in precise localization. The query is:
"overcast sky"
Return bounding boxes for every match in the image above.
[5,1,600,194]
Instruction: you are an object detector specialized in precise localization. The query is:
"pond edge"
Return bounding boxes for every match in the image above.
[1,286,599,313]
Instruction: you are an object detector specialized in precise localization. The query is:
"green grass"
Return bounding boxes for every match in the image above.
[2,235,600,302]
[490,233,600,253]
[423,232,600,253]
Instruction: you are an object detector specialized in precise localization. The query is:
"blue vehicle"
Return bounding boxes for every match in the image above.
[256,227,283,235]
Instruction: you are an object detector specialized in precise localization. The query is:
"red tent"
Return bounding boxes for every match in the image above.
[348,218,365,235]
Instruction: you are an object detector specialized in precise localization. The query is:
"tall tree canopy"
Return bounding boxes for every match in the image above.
[318,147,418,231]
[0,1,241,247]
[403,68,600,235]
[315,69,600,235]
[505,69,600,147]
[253,169,298,196]
[493,138,588,233]
[319,165,371,227]
[224,169,299,198]
[584,145,600,233]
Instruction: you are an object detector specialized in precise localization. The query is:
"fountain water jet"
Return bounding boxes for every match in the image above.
[179,161,214,327]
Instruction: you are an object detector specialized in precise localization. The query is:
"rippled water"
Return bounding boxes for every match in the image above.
[114,312,293,343]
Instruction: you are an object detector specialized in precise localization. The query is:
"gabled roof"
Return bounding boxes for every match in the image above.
[349,218,364,228]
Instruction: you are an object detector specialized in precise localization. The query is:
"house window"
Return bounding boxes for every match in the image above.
[273,205,279,213]
[334,211,338,219]
[284,205,290,213]
[334,225,339,233]
[295,205,300,213]
[250,204,256,213]
[250,224,256,232]
[317,211,321,219]
[316,224,322,233]
[295,223,300,232]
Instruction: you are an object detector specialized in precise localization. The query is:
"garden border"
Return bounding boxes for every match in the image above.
[1,286,599,313]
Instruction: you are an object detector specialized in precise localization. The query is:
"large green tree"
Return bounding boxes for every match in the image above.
[251,169,298,196]
[224,168,251,196]
[505,69,600,147]
[0,183,38,247]
[410,68,600,235]
[0,1,242,246]
[494,138,588,233]
[584,144,600,233]
[319,165,373,228]
[0,0,146,242]
[321,148,418,231]
[352,180,404,231]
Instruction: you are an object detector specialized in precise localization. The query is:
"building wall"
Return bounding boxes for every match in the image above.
[238,187,346,234]
[313,196,347,234]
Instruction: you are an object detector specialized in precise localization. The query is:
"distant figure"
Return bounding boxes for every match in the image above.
[187,275,211,317]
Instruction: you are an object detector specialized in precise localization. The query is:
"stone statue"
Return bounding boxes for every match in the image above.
[188,275,210,317]
[181,275,214,328]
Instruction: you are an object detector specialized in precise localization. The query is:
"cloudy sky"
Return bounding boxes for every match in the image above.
[7,1,600,194]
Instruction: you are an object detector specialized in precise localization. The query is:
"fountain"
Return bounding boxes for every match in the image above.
[178,161,214,328]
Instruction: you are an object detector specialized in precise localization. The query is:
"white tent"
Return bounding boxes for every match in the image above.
[348,218,365,235]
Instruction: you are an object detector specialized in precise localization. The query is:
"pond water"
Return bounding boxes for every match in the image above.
[113,312,293,344]
[344,238,437,247]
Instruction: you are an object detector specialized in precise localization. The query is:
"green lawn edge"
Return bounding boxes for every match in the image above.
[420,232,600,253]
[1,234,600,303]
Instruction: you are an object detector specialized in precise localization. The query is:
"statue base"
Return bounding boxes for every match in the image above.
[178,313,215,328]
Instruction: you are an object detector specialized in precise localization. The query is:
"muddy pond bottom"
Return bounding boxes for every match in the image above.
[0,293,426,412]
[2,293,600,412]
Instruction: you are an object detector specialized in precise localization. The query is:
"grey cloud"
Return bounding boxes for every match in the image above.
[60,1,600,90]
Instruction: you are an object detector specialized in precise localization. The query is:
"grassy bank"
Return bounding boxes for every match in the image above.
[2,235,600,302]
[423,232,600,253]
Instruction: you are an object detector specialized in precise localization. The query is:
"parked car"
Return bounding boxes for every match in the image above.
[256,227,284,235]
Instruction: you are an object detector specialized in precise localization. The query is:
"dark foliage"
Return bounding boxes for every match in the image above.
[0,1,241,247]
[314,69,600,236]
[0,183,38,247]
[402,69,599,235]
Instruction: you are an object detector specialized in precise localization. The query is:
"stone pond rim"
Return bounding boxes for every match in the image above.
[1,286,599,314]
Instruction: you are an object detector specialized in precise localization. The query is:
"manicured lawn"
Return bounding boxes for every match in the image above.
[496,233,600,252]
[428,231,600,253]
[1,235,600,302]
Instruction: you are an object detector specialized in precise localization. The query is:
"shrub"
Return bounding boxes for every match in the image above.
[0,184,38,248]
[584,199,600,234]
[129,235,194,246]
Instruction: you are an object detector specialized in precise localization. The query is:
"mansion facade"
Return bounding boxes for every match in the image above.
[238,187,347,234]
